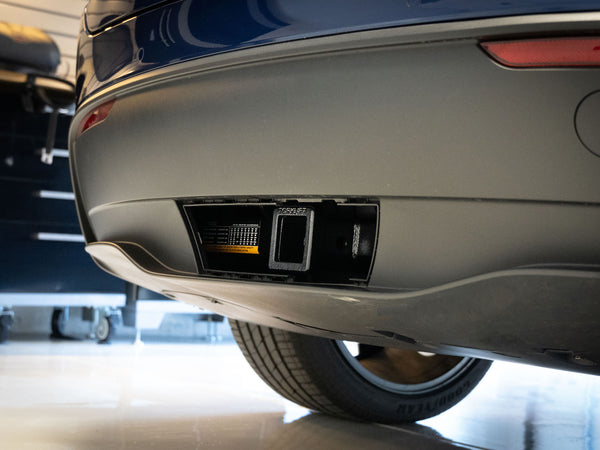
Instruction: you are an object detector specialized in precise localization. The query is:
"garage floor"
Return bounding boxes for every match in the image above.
[0,340,598,450]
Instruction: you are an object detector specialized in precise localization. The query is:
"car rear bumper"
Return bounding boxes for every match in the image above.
[70,16,600,285]
[70,16,600,370]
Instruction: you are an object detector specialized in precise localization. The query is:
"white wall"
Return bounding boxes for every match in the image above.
[0,0,85,81]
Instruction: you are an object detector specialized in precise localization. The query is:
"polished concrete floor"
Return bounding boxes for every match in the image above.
[0,340,598,449]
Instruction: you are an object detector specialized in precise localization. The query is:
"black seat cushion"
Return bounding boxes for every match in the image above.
[0,22,60,74]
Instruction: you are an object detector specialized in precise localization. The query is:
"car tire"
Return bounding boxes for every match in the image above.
[230,319,492,423]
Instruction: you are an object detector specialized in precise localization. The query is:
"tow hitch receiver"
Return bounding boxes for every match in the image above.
[269,207,315,272]
[182,200,378,284]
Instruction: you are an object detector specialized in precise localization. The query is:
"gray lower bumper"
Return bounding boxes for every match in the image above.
[87,241,600,375]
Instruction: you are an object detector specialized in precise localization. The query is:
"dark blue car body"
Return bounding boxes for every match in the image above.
[77,0,600,103]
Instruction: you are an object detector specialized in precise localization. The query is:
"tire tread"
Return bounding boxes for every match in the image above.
[230,320,343,415]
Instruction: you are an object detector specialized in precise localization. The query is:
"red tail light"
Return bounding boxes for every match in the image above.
[78,99,115,136]
[481,37,600,68]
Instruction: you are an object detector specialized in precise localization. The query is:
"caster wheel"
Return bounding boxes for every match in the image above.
[0,314,14,344]
[50,308,68,339]
[96,316,114,344]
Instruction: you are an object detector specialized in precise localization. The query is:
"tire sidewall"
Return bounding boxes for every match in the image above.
[291,333,491,423]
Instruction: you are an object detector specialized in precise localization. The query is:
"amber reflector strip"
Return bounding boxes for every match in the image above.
[481,37,600,68]
[78,99,115,136]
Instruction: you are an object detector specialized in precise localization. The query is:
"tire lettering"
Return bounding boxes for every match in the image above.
[395,379,476,417]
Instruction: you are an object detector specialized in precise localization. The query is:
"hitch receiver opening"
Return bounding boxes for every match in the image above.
[269,207,314,272]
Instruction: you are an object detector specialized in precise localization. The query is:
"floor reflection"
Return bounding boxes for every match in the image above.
[0,341,598,449]
[47,413,469,450]
[420,362,600,450]
[260,414,463,450]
